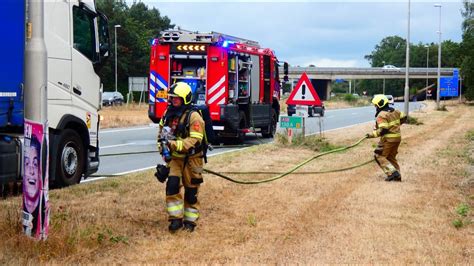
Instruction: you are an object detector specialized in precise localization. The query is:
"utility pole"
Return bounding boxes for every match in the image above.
[435,4,442,109]
[382,60,385,94]
[114,25,121,92]
[24,0,49,240]
[425,45,429,100]
[404,0,411,116]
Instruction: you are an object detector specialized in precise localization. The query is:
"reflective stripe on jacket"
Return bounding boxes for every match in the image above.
[372,110,406,142]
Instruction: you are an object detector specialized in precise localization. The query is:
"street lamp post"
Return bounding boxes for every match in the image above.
[434,4,442,109]
[404,0,411,116]
[114,24,121,93]
[382,60,386,94]
[425,45,429,100]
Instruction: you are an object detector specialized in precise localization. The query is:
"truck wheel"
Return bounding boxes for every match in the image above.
[55,129,85,187]
[262,109,277,138]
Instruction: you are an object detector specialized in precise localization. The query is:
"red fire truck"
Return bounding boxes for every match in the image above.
[148,29,281,142]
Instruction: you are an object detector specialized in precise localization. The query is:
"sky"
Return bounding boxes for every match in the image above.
[132,0,465,67]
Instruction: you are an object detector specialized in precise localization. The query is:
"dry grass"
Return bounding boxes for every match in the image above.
[324,97,370,109]
[1,102,473,263]
[99,103,150,129]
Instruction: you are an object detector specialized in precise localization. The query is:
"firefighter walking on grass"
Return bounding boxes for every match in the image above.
[366,94,407,182]
[155,82,205,232]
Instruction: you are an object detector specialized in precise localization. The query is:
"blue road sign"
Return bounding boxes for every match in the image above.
[440,68,459,97]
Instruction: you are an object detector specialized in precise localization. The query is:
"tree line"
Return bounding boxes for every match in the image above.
[96,0,473,101]
[96,0,173,95]
[354,0,473,100]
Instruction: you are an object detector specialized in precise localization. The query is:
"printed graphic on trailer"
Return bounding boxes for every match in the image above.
[22,119,49,240]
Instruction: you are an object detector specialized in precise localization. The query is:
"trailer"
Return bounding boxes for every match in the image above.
[148,29,281,142]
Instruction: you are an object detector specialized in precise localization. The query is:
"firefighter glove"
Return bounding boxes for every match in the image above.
[155,164,170,183]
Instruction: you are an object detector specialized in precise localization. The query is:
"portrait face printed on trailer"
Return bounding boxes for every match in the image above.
[23,134,42,214]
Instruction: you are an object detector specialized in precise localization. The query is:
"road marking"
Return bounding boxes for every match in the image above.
[101,143,135,149]
[87,147,249,183]
[101,125,157,134]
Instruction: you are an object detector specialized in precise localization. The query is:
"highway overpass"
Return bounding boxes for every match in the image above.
[278,66,458,100]
[280,67,457,80]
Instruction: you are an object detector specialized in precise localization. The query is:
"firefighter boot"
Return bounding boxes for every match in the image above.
[183,221,196,232]
[168,219,183,232]
[385,171,401,182]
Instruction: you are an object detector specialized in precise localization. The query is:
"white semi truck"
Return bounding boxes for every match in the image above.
[0,0,110,188]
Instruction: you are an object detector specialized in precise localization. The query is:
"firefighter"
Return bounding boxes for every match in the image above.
[366,94,407,182]
[156,82,205,232]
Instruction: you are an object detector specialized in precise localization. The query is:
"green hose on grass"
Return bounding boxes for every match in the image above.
[203,136,374,184]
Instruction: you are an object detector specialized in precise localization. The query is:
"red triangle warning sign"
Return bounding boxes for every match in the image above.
[286,72,322,106]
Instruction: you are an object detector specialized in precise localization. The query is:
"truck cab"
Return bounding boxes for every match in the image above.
[0,0,110,188]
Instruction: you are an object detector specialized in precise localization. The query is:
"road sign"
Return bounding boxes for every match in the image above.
[286,72,322,106]
[440,68,459,97]
[280,116,303,129]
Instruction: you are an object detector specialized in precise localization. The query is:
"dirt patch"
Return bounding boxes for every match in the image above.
[1,102,472,263]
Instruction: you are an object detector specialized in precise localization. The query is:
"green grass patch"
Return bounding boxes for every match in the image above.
[327,94,370,107]
[466,130,474,141]
[247,214,257,227]
[343,93,358,102]
[406,116,423,125]
[452,202,471,229]
[456,203,470,217]
[452,219,464,228]
[436,104,448,111]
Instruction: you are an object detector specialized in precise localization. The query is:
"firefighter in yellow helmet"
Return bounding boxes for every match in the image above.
[156,82,205,232]
[366,94,407,181]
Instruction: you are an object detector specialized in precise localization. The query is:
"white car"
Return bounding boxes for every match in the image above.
[382,65,400,71]
[102,91,124,106]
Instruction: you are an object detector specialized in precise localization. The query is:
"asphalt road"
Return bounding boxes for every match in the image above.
[86,102,423,182]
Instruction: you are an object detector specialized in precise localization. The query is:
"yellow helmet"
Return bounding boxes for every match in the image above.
[169,82,192,105]
[372,94,389,108]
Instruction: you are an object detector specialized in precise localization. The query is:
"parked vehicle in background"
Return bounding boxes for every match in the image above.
[102,91,124,106]
[287,102,325,117]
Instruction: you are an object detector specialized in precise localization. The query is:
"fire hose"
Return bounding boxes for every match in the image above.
[202,136,373,184]
[92,136,374,183]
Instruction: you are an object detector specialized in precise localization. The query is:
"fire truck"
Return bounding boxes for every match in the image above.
[148,29,281,142]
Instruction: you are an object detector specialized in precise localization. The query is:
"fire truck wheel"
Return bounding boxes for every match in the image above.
[55,129,85,187]
[262,109,277,138]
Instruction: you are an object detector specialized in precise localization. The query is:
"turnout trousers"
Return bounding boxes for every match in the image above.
[374,140,401,177]
[165,156,203,225]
